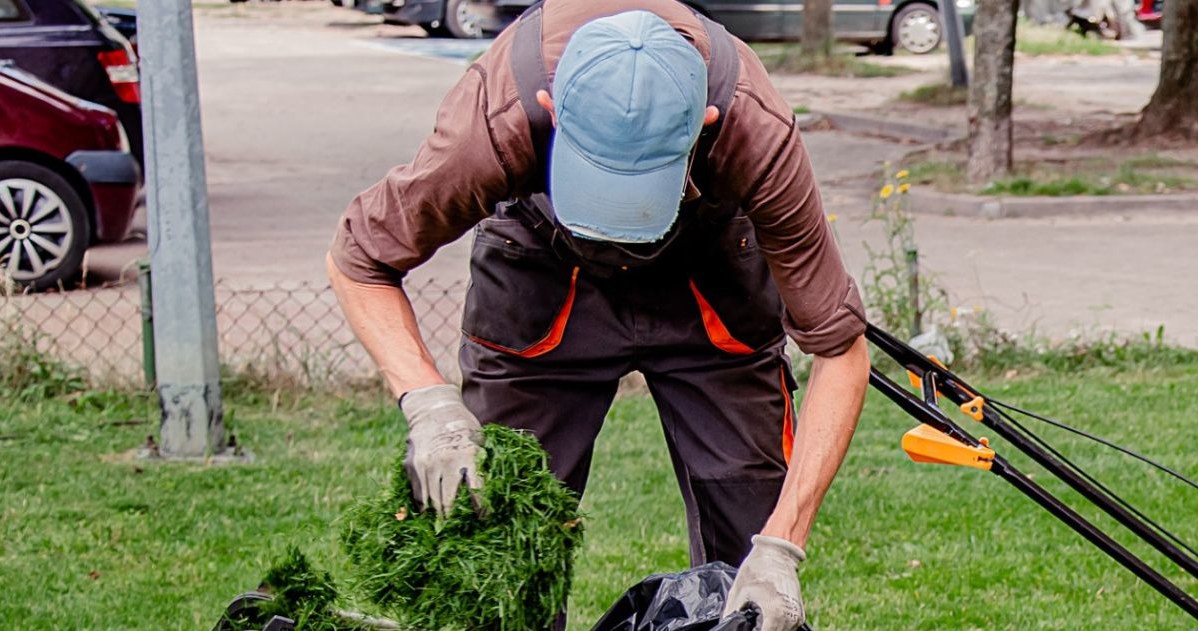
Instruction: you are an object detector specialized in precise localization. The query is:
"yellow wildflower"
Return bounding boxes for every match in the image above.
[898,182,911,194]
[879,184,895,199]
[826,213,839,223]
[895,169,910,179]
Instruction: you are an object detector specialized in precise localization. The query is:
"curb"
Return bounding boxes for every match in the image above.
[908,189,1198,219]
[803,110,1198,219]
[813,110,963,145]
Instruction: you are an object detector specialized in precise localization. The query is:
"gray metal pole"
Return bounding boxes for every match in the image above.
[140,0,225,459]
[940,0,969,87]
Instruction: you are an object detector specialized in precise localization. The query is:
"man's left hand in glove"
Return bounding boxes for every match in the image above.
[722,535,806,631]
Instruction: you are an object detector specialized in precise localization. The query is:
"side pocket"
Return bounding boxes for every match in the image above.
[779,361,799,463]
[461,219,577,357]
[690,216,786,352]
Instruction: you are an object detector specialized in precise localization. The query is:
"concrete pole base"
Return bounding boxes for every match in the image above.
[135,434,255,464]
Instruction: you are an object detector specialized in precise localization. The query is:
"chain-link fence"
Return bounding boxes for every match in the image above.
[1,276,468,388]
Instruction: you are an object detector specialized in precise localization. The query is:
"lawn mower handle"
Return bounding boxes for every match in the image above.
[864,324,1198,620]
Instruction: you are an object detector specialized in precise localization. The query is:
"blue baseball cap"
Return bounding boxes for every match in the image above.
[550,11,708,244]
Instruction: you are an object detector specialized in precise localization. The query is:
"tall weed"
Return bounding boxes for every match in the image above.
[0,276,85,400]
[856,168,1195,375]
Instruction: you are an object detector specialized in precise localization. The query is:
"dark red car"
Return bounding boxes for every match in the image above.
[0,0,143,165]
[0,62,139,290]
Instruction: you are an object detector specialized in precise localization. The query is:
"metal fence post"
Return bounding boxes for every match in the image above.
[140,0,227,459]
[940,0,969,88]
[906,247,922,338]
[137,260,156,389]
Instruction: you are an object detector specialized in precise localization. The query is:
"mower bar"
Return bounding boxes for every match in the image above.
[864,324,1198,620]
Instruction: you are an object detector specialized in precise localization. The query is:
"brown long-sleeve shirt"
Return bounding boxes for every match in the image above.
[329,0,866,356]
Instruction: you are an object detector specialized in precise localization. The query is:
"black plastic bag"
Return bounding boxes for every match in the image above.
[589,562,753,631]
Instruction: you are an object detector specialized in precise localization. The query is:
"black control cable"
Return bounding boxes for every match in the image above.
[988,400,1198,565]
[989,398,1198,492]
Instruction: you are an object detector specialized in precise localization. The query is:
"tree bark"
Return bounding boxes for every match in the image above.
[1134,0,1198,139]
[802,0,834,57]
[966,0,1019,185]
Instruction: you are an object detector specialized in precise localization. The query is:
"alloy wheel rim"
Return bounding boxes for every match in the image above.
[0,178,75,281]
[457,2,480,37]
[899,10,940,53]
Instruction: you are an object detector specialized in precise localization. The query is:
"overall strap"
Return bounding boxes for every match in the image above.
[694,12,738,158]
[510,1,552,188]
[690,12,739,195]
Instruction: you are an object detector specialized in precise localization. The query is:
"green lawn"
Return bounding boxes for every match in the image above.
[2,362,1197,629]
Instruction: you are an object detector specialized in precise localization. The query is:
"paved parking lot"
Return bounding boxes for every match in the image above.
[86,4,1198,346]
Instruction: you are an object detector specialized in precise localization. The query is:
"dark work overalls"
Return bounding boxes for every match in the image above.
[459,4,799,571]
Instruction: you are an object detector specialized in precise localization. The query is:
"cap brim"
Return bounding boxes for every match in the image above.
[549,134,687,244]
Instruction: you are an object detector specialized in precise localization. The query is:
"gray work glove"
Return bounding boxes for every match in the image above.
[399,384,484,517]
[723,535,807,631]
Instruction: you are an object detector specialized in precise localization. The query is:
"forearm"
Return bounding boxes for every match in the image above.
[761,334,870,548]
[326,253,446,398]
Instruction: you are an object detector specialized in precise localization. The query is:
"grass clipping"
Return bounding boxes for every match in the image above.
[235,547,358,631]
[339,424,584,631]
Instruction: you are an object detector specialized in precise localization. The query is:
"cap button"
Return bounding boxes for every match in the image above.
[628,37,643,50]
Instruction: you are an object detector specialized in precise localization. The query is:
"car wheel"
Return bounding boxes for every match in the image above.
[892,3,943,54]
[443,0,483,39]
[421,21,450,37]
[0,161,90,291]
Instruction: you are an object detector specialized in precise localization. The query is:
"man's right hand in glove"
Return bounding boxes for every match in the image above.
[399,384,484,516]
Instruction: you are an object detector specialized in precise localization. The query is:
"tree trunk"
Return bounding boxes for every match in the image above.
[801,0,834,57]
[1134,0,1198,139]
[966,0,1019,185]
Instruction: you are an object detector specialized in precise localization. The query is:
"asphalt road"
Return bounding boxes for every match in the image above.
[86,4,1198,346]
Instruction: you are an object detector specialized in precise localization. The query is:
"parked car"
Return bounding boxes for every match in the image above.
[0,62,140,290]
[381,0,484,38]
[96,5,137,51]
[329,0,386,15]
[1136,0,1162,26]
[470,0,975,53]
[0,0,143,165]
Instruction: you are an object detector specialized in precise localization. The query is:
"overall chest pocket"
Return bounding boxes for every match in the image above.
[688,216,786,353]
[461,218,578,357]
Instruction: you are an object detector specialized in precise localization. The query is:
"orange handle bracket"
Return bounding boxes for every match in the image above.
[902,424,994,471]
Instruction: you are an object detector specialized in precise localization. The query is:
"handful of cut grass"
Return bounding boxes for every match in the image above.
[339,424,584,631]
[226,547,365,631]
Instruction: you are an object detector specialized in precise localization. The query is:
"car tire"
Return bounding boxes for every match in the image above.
[0,161,90,291]
[443,0,483,39]
[891,2,943,54]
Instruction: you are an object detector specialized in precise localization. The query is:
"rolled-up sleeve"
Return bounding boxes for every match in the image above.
[745,124,866,356]
[716,46,866,356]
[330,66,510,285]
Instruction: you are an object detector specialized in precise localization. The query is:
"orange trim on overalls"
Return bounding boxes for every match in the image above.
[689,280,754,355]
[468,267,579,358]
[779,366,795,463]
